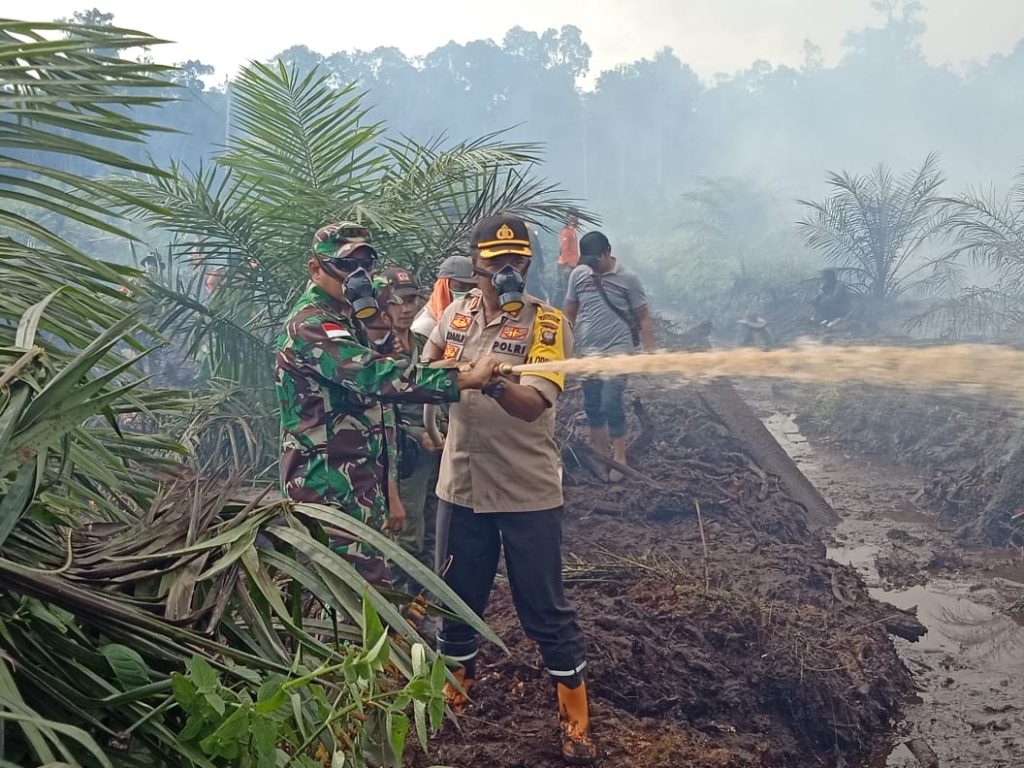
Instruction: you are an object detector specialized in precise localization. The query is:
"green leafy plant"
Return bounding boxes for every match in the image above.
[1,19,502,768]
[170,597,450,768]
[114,60,588,471]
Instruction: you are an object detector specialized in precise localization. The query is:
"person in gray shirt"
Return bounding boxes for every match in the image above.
[564,231,654,480]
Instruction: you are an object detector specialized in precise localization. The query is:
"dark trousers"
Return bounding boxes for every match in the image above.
[438,504,586,677]
[434,500,452,572]
[582,375,629,438]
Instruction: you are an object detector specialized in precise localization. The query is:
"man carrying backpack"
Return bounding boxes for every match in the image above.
[563,231,654,481]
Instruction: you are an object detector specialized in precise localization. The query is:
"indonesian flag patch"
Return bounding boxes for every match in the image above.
[322,322,351,340]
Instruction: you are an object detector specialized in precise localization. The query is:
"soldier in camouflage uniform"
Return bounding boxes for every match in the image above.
[275,223,497,582]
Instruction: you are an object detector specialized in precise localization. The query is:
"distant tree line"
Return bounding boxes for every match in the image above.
[39,2,1024,226]
[29,3,1024,337]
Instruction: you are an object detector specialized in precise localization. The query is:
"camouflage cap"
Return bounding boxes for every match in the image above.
[312,222,372,257]
[332,241,378,260]
[377,267,420,304]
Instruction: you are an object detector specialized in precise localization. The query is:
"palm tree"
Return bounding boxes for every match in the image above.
[1,20,179,517]
[909,169,1024,544]
[2,20,501,767]
[116,60,586,470]
[796,154,950,308]
[914,168,1024,338]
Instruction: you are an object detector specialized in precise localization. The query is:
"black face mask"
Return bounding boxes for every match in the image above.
[492,265,526,313]
[343,267,379,320]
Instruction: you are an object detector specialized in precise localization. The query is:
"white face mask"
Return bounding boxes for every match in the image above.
[451,290,468,300]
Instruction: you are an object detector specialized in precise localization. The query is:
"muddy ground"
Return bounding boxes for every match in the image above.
[762,382,1024,767]
[413,382,922,768]
[792,383,1024,547]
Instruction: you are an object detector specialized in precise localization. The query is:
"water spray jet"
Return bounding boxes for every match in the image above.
[495,344,1024,399]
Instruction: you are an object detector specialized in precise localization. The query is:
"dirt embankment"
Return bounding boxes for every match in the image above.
[794,384,1024,546]
[414,382,919,768]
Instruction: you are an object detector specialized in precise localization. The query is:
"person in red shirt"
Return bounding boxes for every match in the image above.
[557,209,580,307]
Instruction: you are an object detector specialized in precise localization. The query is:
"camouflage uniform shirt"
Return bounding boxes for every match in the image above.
[275,283,460,530]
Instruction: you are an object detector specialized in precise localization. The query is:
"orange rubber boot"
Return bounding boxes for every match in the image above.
[403,594,428,629]
[557,680,596,765]
[443,667,475,714]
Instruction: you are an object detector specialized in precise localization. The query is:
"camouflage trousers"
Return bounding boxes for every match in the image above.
[324,502,392,586]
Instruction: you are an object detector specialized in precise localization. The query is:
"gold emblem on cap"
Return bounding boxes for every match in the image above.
[496,224,515,240]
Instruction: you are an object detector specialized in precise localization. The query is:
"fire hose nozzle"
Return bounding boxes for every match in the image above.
[459,362,516,375]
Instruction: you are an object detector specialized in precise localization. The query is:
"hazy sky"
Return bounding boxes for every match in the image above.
[24,0,1024,83]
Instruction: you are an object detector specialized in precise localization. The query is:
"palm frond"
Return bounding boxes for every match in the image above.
[940,178,1024,289]
[797,154,946,300]
[2,470,500,765]
[220,61,385,215]
[906,285,1024,339]
[922,167,1024,338]
[373,134,589,276]
[1,21,174,262]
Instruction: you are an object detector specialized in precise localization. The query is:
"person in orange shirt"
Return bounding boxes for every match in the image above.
[204,266,226,297]
[557,209,580,308]
[411,255,475,338]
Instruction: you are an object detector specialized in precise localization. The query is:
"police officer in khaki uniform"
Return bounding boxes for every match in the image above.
[423,214,595,765]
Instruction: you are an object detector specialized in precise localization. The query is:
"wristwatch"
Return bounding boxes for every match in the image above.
[482,378,508,399]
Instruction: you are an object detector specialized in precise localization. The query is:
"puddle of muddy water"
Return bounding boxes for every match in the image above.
[760,404,1024,768]
[867,582,1024,662]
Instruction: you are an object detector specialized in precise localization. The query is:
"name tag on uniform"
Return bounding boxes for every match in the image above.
[493,322,530,357]
[492,339,528,356]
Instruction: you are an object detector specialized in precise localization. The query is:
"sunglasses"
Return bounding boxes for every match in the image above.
[327,255,376,273]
